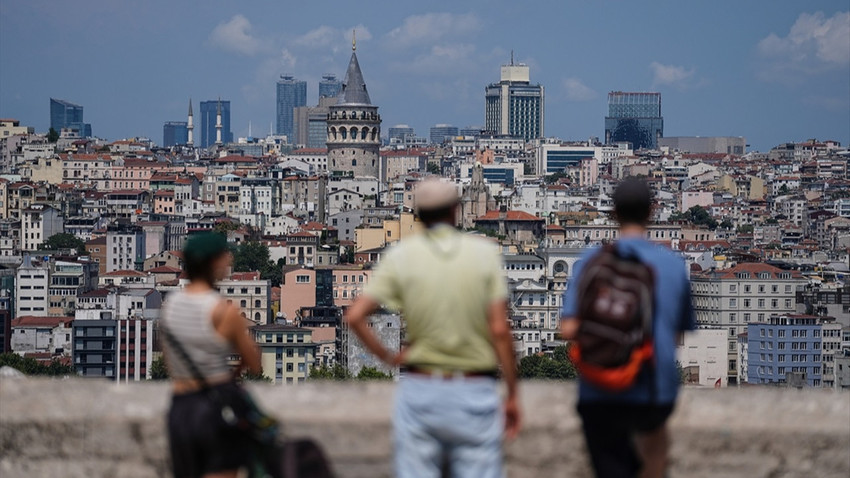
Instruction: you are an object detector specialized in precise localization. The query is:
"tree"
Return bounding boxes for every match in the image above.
[149,355,169,380]
[309,363,352,380]
[676,360,687,385]
[260,258,284,288]
[40,233,87,255]
[737,224,754,234]
[719,219,734,230]
[778,184,790,195]
[243,370,272,382]
[518,345,576,380]
[233,241,270,272]
[426,162,441,175]
[47,127,59,143]
[356,366,392,380]
[0,353,73,376]
[544,171,569,184]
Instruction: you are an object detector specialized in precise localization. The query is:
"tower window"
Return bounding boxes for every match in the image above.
[352,160,357,166]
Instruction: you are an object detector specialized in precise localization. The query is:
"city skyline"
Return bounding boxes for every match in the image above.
[1,1,848,151]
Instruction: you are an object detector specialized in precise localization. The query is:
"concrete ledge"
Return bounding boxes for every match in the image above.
[1,378,848,478]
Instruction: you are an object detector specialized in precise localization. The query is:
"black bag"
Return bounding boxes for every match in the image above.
[568,243,656,391]
[263,439,336,478]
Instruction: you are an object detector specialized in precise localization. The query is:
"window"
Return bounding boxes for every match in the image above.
[778,330,786,338]
[758,285,765,293]
[296,275,310,283]
[758,299,765,308]
[744,299,751,308]
[286,363,293,372]
[729,298,737,307]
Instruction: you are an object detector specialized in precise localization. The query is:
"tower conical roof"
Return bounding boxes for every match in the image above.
[337,51,371,105]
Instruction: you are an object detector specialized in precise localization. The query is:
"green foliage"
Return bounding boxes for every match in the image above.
[669,206,718,230]
[149,355,169,380]
[544,171,569,184]
[765,218,779,224]
[0,353,74,376]
[356,366,392,380]
[719,219,734,230]
[778,184,790,195]
[47,127,59,143]
[426,162,441,175]
[214,221,240,236]
[40,233,87,255]
[243,370,272,382]
[518,345,577,380]
[309,363,352,380]
[737,224,754,234]
[232,241,282,287]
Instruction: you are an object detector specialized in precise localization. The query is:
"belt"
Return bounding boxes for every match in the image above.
[406,367,499,380]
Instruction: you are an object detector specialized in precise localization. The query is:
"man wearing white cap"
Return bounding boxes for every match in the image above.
[345,178,520,478]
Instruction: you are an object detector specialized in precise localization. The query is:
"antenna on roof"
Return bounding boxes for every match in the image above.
[510,50,514,65]
[352,29,356,51]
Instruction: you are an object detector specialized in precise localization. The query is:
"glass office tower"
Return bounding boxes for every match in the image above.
[429,124,459,144]
[162,121,188,147]
[319,74,342,100]
[276,75,307,141]
[50,98,91,137]
[604,92,663,150]
[199,100,233,148]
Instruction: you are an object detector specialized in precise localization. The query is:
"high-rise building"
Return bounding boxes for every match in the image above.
[319,74,342,100]
[199,100,233,148]
[276,75,307,141]
[327,39,381,178]
[49,98,92,137]
[388,125,415,144]
[604,91,663,150]
[429,124,459,144]
[162,121,188,147]
[293,97,336,148]
[459,126,483,138]
[484,59,544,141]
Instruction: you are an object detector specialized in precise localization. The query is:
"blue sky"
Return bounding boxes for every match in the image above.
[1,0,848,151]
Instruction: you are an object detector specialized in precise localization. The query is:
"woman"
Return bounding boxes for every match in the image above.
[162,233,263,478]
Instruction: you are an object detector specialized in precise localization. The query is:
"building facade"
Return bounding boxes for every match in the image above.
[691,263,807,385]
[253,324,316,384]
[50,98,91,137]
[276,75,307,141]
[604,91,663,150]
[162,121,188,147]
[747,315,830,387]
[319,74,342,100]
[484,61,544,141]
[199,100,233,148]
[429,124,459,144]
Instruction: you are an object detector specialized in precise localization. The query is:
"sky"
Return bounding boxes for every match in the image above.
[1,0,848,152]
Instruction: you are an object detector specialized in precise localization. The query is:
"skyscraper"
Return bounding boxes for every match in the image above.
[604,91,663,150]
[484,58,544,141]
[162,121,188,147]
[199,100,233,148]
[327,37,381,178]
[49,98,92,137]
[319,74,342,100]
[429,124,459,144]
[388,125,415,144]
[276,75,307,141]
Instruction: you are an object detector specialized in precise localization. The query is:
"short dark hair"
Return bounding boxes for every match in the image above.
[613,179,652,226]
[183,233,229,285]
[417,205,456,227]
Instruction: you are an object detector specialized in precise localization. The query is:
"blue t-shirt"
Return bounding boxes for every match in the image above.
[561,238,696,404]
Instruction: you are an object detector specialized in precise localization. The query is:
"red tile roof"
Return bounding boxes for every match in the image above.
[231,271,261,281]
[102,270,147,277]
[12,316,73,328]
[476,210,545,221]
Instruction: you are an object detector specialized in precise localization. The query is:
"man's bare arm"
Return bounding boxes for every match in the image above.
[488,299,521,439]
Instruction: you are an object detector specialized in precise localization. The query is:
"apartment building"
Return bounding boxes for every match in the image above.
[253,324,316,385]
[690,262,807,385]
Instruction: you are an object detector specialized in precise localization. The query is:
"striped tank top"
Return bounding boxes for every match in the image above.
[161,289,233,382]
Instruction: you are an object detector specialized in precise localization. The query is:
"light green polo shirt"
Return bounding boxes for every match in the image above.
[364,224,508,372]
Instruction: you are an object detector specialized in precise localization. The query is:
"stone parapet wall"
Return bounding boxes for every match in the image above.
[1,379,848,478]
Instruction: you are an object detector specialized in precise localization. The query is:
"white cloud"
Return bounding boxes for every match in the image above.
[563,77,597,101]
[209,14,262,56]
[386,13,482,49]
[391,43,478,76]
[295,25,372,53]
[650,62,695,88]
[757,11,850,73]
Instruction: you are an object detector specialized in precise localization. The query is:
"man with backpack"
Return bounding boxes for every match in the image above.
[561,179,695,478]
[345,179,520,478]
